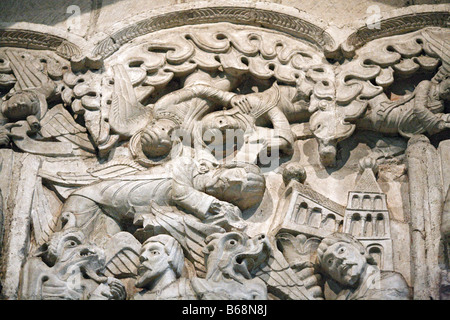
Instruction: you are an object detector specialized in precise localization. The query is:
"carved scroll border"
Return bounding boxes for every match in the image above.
[0,29,82,60]
[342,10,450,57]
[92,6,338,59]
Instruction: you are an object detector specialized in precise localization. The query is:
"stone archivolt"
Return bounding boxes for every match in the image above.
[0,2,448,300]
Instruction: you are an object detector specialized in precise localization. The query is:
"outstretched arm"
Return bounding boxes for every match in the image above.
[184,84,236,106]
[413,80,447,135]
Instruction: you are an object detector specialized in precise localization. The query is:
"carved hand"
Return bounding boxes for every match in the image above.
[91,277,127,300]
[207,199,246,230]
[209,199,239,215]
[0,123,23,147]
[230,95,252,114]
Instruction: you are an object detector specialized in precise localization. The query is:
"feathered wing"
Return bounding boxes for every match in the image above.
[39,104,96,153]
[103,232,142,279]
[253,238,323,300]
[5,49,55,97]
[39,157,145,187]
[30,177,60,246]
[421,28,450,80]
[136,201,224,277]
[109,64,151,138]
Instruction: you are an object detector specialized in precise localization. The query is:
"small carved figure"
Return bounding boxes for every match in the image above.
[198,83,296,163]
[310,78,450,167]
[110,66,239,160]
[0,50,56,127]
[133,234,197,300]
[317,232,411,300]
[21,228,126,300]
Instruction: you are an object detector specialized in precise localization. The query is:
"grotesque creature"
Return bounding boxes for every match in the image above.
[190,231,271,300]
[21,228,126,300]
[317,232,411,300]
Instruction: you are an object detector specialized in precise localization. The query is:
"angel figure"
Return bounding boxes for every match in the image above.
[41,141,265,248]
[0,49,95,155]
[108,66,243,162]
[0,50,56,128]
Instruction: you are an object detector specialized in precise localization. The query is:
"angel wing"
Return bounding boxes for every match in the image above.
[39,157,145,187]
[103,232,141,279]
[420,28,450,81]
[253,237,323,300]
[39,104,96,153]
[5,49,55,98]
[134,201,224,277]
[30,177,59,246]
[109,64,151,138]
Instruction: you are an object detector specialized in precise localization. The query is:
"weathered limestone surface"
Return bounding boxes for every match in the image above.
[0,0,449,300]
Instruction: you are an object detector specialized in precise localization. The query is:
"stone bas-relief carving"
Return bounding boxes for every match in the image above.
[0,1,449,300]
[317,233,411,300]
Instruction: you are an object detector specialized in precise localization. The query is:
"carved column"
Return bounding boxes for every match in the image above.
[406,135,443,300]
[1,154,41,299]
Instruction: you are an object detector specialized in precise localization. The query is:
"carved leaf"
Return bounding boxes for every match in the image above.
[39,158,145,187]
[5,49,55,97]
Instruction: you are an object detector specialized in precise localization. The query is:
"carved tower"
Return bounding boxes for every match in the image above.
[343,158,394,271]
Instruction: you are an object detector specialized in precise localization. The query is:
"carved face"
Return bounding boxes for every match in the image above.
[46,229,105,277]
[321,241,367,287]
[2,91,39,121]
[204,232,270,281]
[202,164,265,210]
[202,111,245,133]
[309,110,355,167]
[140,119,175,158]
[136,241,171,288]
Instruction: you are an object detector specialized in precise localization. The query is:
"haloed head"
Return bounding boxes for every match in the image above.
[140,119,176,158]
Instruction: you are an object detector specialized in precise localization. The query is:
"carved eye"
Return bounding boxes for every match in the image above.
[337,247,346,255]
[229,240,237,246]
[327,258,333,266]
[66,240,78,248]
[151,250,160,256]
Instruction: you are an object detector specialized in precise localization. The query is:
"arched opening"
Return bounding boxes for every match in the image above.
[350,213,362,237]
[308,207,322,228]
[368,245,383,268]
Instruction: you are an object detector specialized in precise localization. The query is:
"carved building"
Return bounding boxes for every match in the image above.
[343,159,394,271]
[0,0,449,300]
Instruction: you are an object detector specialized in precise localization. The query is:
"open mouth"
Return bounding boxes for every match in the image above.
[137,266,150,275]
[234,237,269,279]
[235,255,256,279]
[79,248,97,258]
